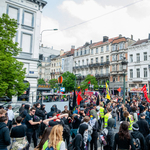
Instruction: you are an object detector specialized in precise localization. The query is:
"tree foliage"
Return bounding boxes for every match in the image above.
[38,78,46,84]
[49,79,58,89]
[81,75,98,91]
[0,14,28,98]
[62,71,76,92]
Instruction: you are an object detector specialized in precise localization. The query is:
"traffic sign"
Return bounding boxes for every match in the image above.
[60,87,65,92]
[58,76,63,84]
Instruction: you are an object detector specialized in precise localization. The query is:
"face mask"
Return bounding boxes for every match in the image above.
[90,117,93,120]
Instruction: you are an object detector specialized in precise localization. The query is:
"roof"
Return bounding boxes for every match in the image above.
[27,0,47,7]
[112,37,127,44]
[91,36,119,48]
[132,39,148,46]
[60,48,75,57]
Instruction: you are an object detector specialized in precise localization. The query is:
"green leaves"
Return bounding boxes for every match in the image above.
[0,13,27,98]
[38,78,46,84]
[48,79,58,89]
[62,71,75,92]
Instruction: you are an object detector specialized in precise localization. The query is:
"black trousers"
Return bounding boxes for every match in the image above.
[63,136,70,148]
[7,120,12,130]
[90,135,98,150]
[26,130,38,148]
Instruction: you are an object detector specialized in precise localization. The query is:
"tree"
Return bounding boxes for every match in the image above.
[62,71,76,92]
[49,79,58,89]
[38,78,46,84]
[0,14,28,98]
[80,74,98,91]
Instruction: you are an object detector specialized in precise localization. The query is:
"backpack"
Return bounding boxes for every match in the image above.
[68,134,82,150]
[61,120,70,137]
[132,137,141,150]
[99,128,108,146]
[45,147,54,150]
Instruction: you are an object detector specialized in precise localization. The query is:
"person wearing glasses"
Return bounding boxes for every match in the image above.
[25,107,42,148]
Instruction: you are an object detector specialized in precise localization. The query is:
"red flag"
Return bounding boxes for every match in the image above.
[77,94,83,105]
[85,88,88,91]
[117,87,121,92]
[78,91,82,95]
[88,81,91,84]
[141,85,150,103]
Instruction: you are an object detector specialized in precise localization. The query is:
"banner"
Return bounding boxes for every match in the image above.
[105,83,110,100]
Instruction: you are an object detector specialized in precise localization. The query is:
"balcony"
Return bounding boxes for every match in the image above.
[89,64,94,68]
[104,61,110,65]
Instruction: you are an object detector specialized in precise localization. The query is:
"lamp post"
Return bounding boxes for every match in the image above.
[40,29,58,43]
[121,57,128,104]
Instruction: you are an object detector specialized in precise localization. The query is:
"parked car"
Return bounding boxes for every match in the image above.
[12,106,20,120]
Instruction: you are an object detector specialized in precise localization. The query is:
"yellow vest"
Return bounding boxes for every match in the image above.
[128,115,134,131]
[100,107,104,118]
[104,113,110,128]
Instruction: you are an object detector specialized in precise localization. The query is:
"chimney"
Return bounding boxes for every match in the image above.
[90,40,92,44]
[71,45,75,49]
[131,35,133,40]
[103,36,109,42]
[148,33,150,40]
[119,34,122,38]
[60,49,64,55]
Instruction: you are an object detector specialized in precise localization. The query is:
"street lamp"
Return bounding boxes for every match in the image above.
[40,29,58,43]
[121,57,128,104]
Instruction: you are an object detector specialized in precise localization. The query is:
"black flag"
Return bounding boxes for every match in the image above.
[72,89,77,111]
[96,95,100,106]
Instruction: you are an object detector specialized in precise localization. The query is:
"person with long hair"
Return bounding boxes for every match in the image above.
[43,124,65,150]
[113,121,135,150]
[34,127,52,150]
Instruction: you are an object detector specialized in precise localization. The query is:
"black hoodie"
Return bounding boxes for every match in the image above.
[47,107,55,118]
[0,122,11,149]
[74,124,88,150]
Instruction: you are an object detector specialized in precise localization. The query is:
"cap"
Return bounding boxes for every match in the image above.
[80,108,84,111]
[140,113,146,117]
[132,123,139,131]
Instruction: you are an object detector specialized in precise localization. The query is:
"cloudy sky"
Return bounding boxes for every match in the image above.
[41,0,150,51]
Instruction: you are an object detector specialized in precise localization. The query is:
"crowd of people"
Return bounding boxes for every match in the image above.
[0,94,150,150]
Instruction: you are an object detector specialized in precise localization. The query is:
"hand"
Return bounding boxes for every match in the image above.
[40,120,42,123]
[53,116,57,120]
[56,119,60,122]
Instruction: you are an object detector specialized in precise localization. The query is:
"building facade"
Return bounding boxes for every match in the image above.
[128,37,150,97]
[109,35,135,95]
[0,0,47,102]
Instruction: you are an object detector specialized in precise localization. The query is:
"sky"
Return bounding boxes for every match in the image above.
[41,0,150,51]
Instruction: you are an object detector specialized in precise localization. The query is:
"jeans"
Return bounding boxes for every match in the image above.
[113,117,116,127]
[90,134,98,150]
[26,131,38,148]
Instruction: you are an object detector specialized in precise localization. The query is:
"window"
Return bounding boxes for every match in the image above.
[96,57,98,63]
[116,44,118,50]
[78,61,80,66]
[101,57,103,63]
[95,69,98,74]
[112,55,117,61]
[86,59,89,65]
[144,52,147,61]
[106,67,109,74]
[144,68,147,77]
[100,68,103,74]
[130,69,133,78]
[106,56,109,62]
[80,50,82,55]
[76,52,78,56]
[96,48,98,53]
[91,58,93,64]
[119,54,123,60]
[119,64,123,71]
[82,60,84,65]
[86,69,88,74]
[21,33,32,53]
[91,49,93,54]
[139,84,147,87]
[120,76,123,82]
[130,54,133,62]
[129,84,137,87]
[101,47,103,53]
[106,45,109,51]
[113,77,116,82]
[112,65,116,71]
[119,43,124,49]
[23,11,34,27]
[7,6,19,21]
[75,61,77,66]
[84,49,86,54]
[136,53,140,62]
[112,45,116,51]
[136,68,140,78]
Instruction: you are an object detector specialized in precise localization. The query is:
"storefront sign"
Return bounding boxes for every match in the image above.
[129,87,148,93]
[38,84,51,88]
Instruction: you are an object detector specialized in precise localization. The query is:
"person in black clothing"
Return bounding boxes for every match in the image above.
[131,123,146,150]
[146,134,150,150]
[74,123,88,150]
[10,116,29,150]
[19,103,25,115]
[35,103,45,119]
[138,101,146,114]
[25,107,42,148]
[79,108,86,120]
[0,116,11,150]
[47,106,56,118]
[136,113,149,138]
[113,121,135,150]
[103,118,115,150]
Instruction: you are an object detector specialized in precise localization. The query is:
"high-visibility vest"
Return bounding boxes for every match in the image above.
[100,107,104,118]
[104,113,110,128]
[128,115,134,131]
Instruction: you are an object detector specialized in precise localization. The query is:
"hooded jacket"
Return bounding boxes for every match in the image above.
[131,130,146,150]
[35,107,45,119]
[104,118,115,150]
[74,124,88,150]
[0,122,11,149]
[47,107,55,118]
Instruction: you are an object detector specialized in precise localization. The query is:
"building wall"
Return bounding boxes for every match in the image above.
[0,0,46,102]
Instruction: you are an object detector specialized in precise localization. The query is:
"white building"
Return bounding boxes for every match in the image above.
[0,0,47,102]
[128,36,150,97]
